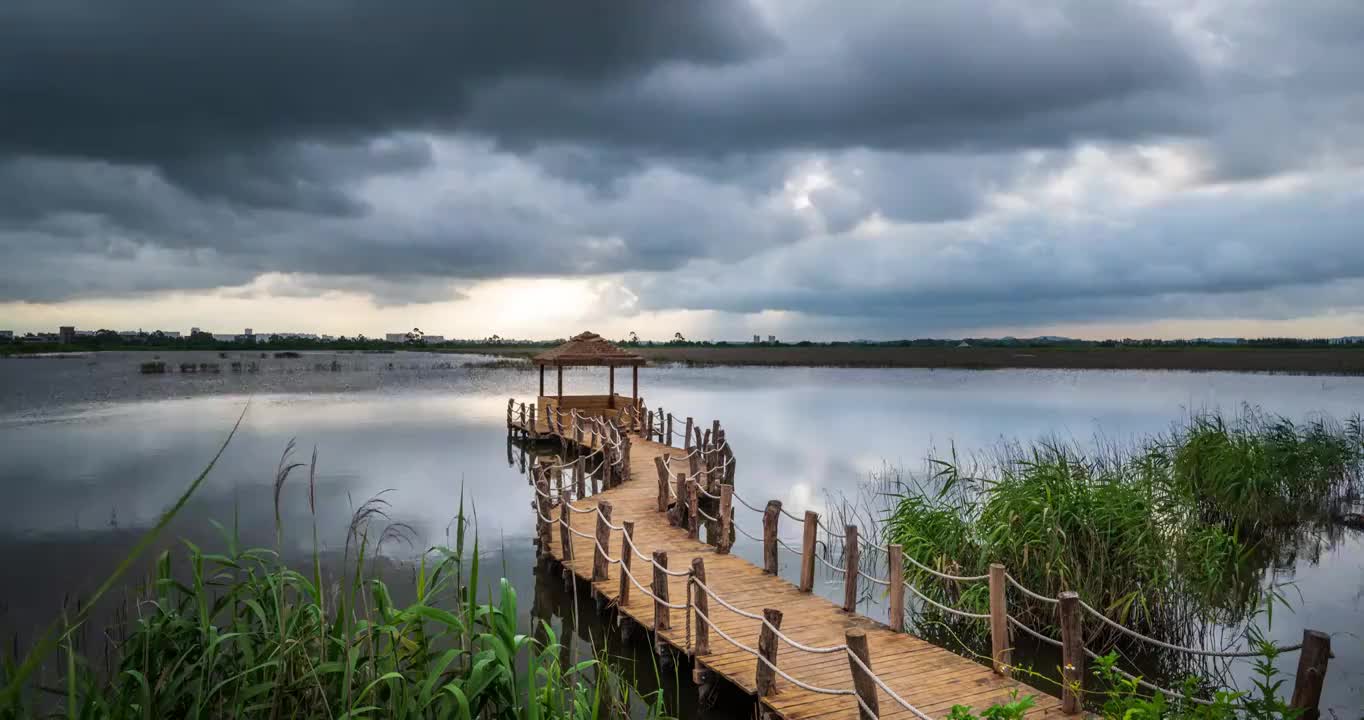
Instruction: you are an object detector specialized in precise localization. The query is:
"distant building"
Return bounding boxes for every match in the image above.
[753,334,761,343]
[422,335,446,344]
[385,333,409,343]
[768,335,776,344]
[0,330,13,340]
[59,326,76,344]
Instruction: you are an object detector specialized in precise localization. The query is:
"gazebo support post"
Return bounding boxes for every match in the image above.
[608,365,615,408]
[539,364,545,397]
[632,364,638,408]
[556,364,563,402]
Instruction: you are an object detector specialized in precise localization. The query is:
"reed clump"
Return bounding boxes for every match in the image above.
[1,433,672,719]
[887,408,1362,641]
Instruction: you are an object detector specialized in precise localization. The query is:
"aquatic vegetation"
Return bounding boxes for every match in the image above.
[886,408,1363,641]
[1167,412,1362,533]
[0,429,672,719]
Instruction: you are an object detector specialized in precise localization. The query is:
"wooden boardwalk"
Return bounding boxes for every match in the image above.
[528,422,1068,720]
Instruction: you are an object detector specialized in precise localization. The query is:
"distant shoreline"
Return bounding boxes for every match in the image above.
[469,344,1364,374]
[5,344,1364,375]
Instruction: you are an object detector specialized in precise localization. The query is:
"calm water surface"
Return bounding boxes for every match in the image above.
[1,352,1360,715]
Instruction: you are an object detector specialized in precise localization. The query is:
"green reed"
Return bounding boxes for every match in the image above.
[1,429,672,719]
[886,408,1362,642]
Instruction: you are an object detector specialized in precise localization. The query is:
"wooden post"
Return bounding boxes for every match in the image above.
[574,411,583,445]
[652,551,670,631]
[539,364,544,397]
[718,485,733,554]
[622,435,631,484]
[1059,591,1082,714]
[691,558,709,656]
[632,364,638,408]
[888,544,906,632]
[989,563,1010,675]
[608,365,615,407]
[665,413,673,447]
[673,473,687,527]
[558,501,573,564]
[528,404,537,438]
[592,502,612,581]
[574,457,586,498]
[687,481,700,539]
[846,629,880,720]
[684,417,694,451]
[556,364,563,401]
[755,608,782,697]
[799,511,818,592]
[1290,629,1331,720]
[535,477,552,551]
[693,425,703,452]
[762,500,781,575]
[646,410,654,440]
[506,397,514,428]
[654,456,669,512]
[618,521,635,605]
[843,524,859,612]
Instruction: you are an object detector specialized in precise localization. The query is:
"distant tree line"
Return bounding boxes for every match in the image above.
[4,330,1361,355]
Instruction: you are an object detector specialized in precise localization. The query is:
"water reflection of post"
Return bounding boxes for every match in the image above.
[530,557,554,654]
[559,587,576,673]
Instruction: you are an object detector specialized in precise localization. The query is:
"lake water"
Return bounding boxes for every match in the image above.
[0,351,1360,715]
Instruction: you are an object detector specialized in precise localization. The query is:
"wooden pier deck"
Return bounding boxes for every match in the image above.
[525,418,1068,720]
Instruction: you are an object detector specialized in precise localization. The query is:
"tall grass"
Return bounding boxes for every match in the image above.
[1,436,672,719]
[886,408,1363,644]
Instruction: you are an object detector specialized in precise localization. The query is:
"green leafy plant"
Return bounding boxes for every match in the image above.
[1,438,674,720]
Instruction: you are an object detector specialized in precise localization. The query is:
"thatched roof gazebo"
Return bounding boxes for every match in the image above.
[533,331,646,408]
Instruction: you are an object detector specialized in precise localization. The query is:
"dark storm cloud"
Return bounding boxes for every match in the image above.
[3,0,1364,335]
[624,175,1364,330]
[466,1,1203,156]
[0,0,1200,212]
[0,0,771,207]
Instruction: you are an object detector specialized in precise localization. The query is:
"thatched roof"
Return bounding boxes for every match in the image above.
[533,331,646,367]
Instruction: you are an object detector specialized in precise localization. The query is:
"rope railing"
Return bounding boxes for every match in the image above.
[1077,599,1302,657]
[1008,615,1062,648]
[1006,573,1059,604]
[844,644,935,720]
[693,577,850,654]
[903,581,990,620]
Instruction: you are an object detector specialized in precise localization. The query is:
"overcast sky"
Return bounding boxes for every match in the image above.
[3,0,1362,340]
